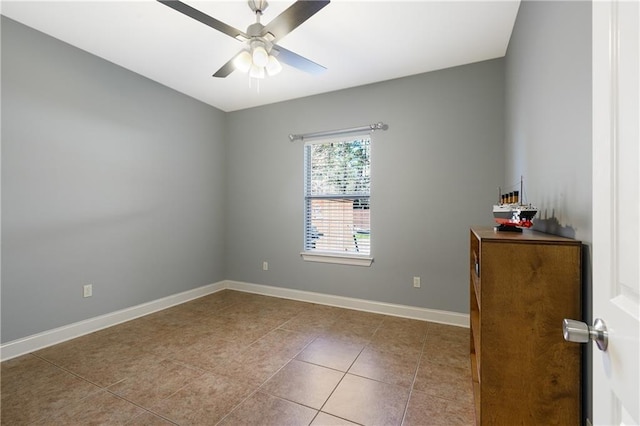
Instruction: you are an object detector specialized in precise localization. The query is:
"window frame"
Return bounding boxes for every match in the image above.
[301,134,373,267]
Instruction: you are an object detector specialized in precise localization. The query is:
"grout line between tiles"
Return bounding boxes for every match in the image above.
[29,351,112,391]
[214,335,318,426]
[399,322,431,426]
[311,332,372,423]
[21,354,178,426]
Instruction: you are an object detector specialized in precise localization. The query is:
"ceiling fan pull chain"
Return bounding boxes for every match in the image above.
[247,77,260,94]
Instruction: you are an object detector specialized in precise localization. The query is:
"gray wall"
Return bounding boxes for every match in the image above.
[225,59,505,314]
[504,1,592,422]
[505,1,592,242]
[1,17,228,343]
[2,16,506,343]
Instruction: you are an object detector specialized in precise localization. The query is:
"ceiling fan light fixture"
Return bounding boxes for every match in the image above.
[266,55,282,76]
[233,50,252,73]
[249,64,266,79]
[251,44,269,68]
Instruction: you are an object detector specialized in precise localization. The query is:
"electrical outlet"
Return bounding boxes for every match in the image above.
[262,261,269,271]
[413,276,421,288]
[83,284,93,298]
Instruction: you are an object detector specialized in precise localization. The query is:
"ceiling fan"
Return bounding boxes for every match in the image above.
[157,0,330,79]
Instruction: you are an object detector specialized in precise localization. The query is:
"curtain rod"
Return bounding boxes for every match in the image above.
[288,122,388,142]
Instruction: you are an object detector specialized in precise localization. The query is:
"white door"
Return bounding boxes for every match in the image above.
[592,0,640,424]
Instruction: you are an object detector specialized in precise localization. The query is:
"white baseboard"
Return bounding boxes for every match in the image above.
[224,280,469,328]
[0,281,227,362]
[1,280,469,362]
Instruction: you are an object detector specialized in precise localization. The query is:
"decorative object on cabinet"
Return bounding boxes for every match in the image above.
[492,176,537,232]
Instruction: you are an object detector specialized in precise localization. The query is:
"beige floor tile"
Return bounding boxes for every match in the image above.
[367,335,424,355]
[380,315,431,332]
[311,412,360,425]
[238,297,309,324]
[422,337,470,370]
[295,336,365,372]
[166,335,249,372]
[323,373,410,425]
[323,320,379,343]
[177,290,237,311]
[142,326,215,357]
[280,305,342,335]
[34,333,158,387]
[426,323,468,345]
[213,316,281,345]
[335,309,386,326]
[193,314,268,343]
[403,390,451,426]
[368,332,426,354]
[370,316,429,352]
[219,391,317,426]
[145,305,201,327]
[35,330,131,361]
[260,359,344,409]
[413,361,474,404]
[404,390,475,426]
[247,328,315,359]
[1,355,101,425]
[321,309,385,342]
[107,358,204,407]
[150,371,254,425]
[125,410,177,425]
[32,390,144,425]
[348,345,421,388]
[445,400,476,426]
[92,316,161,347]
[211,348,292,387]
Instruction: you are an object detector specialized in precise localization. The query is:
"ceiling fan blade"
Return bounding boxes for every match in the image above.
[212,56,237,78]
[157,0,247,40]
[272,45,326,75]
[263,0,330,42]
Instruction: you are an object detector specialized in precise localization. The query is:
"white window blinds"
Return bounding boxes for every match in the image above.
[304,135,371,256]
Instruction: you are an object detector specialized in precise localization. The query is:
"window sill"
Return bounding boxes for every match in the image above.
[300,252,373,267]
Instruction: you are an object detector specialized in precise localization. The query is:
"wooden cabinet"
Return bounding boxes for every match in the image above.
[469,227,582,425]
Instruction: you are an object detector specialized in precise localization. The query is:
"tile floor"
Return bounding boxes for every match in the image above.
[1,290,474,425]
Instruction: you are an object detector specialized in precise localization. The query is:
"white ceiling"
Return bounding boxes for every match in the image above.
[1,0,521,112]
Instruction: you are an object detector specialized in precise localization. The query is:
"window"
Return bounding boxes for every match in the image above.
[302,135,372,266]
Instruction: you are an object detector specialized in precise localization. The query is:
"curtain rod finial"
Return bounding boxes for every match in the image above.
[369,122,388,131]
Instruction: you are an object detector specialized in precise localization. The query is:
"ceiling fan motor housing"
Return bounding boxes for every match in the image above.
[247,22,265,38]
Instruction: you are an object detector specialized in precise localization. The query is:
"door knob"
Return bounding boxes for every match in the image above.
[562,318,608,351]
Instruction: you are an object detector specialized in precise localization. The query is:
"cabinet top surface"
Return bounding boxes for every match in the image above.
[471,226,581,245]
